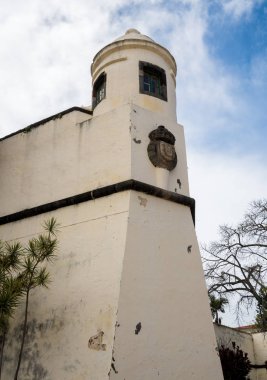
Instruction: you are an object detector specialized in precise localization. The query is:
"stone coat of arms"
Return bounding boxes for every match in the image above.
[147,125,177,171]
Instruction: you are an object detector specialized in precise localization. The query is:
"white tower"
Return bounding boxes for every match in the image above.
[0,29,223,379]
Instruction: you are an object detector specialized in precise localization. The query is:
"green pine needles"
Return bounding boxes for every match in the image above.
[0,217,59,380]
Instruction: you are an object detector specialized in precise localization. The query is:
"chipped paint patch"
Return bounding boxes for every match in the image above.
[88,330,106,351]
[135,322,142,335]
[138,196,147,207]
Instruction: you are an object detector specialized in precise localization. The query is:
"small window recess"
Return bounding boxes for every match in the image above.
[139,62,167,101]
[92,72,106,109]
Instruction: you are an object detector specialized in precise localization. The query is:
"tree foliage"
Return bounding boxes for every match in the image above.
[254,286,267,331]
[209,294,228,324]
[202,200,267,325]
[0,218,59,380]
[0,242,25,323]
[218,342,251,380]
[0,242,25,379]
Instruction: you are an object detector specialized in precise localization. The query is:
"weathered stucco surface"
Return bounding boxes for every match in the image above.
[0,103,189,218]
[0,108,131,216]
[1,192,130,379]
[1,189,223,379]
[110,191,222,379]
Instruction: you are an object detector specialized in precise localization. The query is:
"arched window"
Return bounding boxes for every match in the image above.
[92,72,106,108]
[139,62,167,101]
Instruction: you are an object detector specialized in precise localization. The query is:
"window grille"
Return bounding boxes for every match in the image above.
[139,62,167,101]
[92,73,106,108]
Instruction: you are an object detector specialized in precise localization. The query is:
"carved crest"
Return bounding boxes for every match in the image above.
[147,126,177,171]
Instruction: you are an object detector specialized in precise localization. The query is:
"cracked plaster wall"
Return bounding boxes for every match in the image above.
[1,192,130,380]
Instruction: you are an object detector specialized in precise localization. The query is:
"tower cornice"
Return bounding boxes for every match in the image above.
[91,39,177,78]
[0,179,195,226]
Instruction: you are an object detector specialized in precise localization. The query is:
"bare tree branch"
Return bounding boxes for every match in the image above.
[202,199,267,324]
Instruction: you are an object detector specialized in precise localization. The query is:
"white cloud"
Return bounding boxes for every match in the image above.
[0,0,130,136]
[188,150,267,245]
[0,0,265,221]
[1,0,265,216]
[0,0,266,327]
[221,0,263,19]
[0,0,259,140]
[145,3,241,150]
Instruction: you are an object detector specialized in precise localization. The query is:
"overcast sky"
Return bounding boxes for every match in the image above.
[1,0,266,325]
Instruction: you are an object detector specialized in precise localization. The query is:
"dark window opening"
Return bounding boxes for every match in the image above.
[139,61,167,101]
[92,73,106,108]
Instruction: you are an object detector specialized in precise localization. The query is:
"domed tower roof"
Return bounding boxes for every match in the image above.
[92,29,176,76]
[114,28,154,43]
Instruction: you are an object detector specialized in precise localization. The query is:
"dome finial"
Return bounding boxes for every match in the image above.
[125,28,140,35]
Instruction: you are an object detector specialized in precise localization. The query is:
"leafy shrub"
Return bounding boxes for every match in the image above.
[218,342,251,380]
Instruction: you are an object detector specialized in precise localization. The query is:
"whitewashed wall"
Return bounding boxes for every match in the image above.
[253,333,267,380]
[0,29,224,379]
[1,192,130,379]
[214,324,267,380]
